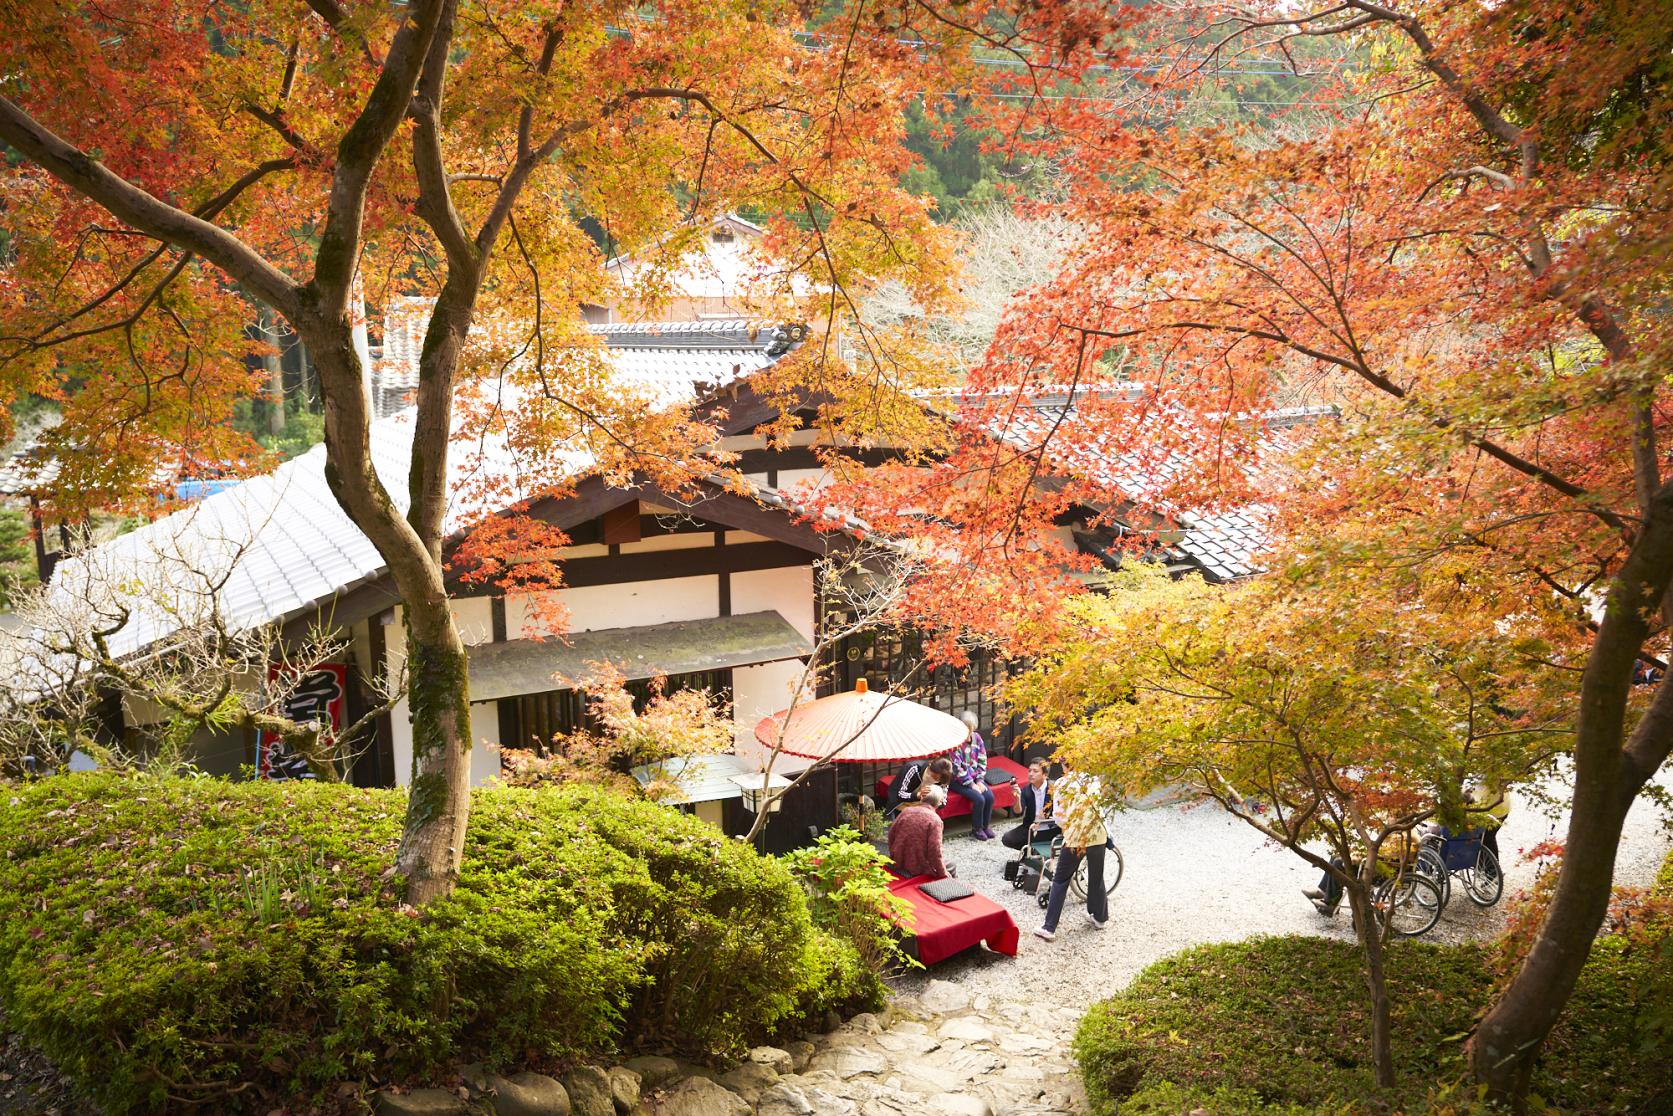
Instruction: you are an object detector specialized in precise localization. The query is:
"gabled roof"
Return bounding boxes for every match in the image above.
[600,214,776,307]
[48,320,801,660]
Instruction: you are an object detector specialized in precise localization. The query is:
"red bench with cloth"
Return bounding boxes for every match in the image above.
[875,754,1028,820]
[888,874,1020,965]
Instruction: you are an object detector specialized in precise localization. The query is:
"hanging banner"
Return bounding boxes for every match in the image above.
[258,662,348,780]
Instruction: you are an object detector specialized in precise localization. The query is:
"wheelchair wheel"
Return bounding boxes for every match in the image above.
[1375,873,1443,937]
[1069,843,1124,900]
[1415,847,1451,910]
[1462,847,1503,907]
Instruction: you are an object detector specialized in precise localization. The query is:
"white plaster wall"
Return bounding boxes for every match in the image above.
[731,565,815,640]
[694,800,725,829]
[385,616,412,785]
[723,530,772,546]
[729,563,817,773]
[383,610,501,788]
[388,565,809,786]
[732,658,814,775]
[506,574,720,638]
[777,467,830,494]
[468,697,502,785]
[451,597,494,647]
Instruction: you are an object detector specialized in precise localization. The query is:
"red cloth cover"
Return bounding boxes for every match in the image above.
[876,755,1028,819]
[887,874,1021,966]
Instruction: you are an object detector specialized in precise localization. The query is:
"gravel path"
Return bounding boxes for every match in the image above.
[896,775,1673,1012]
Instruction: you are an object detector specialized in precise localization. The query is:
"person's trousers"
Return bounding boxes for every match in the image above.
[1319,858,1349,908]
[1042,843,1107,931]
[1002,821,1058,850]
[950,780,995,832]
[1483,826,1502,876]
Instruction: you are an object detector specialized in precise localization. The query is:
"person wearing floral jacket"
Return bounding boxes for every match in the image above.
[1035,765,1111,940]
[949,711,997,840]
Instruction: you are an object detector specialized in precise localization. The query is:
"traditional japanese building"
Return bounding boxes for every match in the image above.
[26,306,1317,850]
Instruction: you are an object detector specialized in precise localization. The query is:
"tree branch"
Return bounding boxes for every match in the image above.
[0,97,302,318]
[312,0,448,312]
[410,0,476,277]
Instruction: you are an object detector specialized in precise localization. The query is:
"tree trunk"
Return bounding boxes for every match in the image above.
[301,311,472,904]
[1347,881,1396,1088]
[1471,477,1673,1106]
[395,604,473,905]
[258,303,286,437]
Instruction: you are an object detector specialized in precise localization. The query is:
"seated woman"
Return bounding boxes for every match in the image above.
[888,784,955,879]
[949,711,997,840]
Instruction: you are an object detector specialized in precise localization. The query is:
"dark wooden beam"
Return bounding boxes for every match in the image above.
[279,474,844,638]
[281,574,404,640]
[538,541,811,590]
[693,382,834,437]
[365,614,397,788]
[601,501,642,544]
[733,445,908,474]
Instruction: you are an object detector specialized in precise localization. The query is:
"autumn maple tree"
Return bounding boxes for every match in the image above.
[0,1,1117,902]
[877,0,1673,1104]
[1009,556,1575,1086]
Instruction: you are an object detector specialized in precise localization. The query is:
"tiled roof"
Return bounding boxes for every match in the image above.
[47,321,797,660]
[371,294,433,395]
[1173,506,1271,582]
[0,449,59,495]
[368,303,797,417]
[984,394,1332,582]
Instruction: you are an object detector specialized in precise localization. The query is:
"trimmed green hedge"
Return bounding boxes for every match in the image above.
[0,774,879,1112]
[1074,931,1673,1115]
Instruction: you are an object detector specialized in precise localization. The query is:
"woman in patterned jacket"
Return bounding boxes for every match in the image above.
[948,710,997,840]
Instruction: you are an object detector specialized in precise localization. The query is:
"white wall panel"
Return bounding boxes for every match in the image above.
[731,565,815,641]
[451,596,494,647]
[468,698,502,786]
[386,615,412,785]
[732,658,815,774]
[776,468,829,493]
[506,574,721,638]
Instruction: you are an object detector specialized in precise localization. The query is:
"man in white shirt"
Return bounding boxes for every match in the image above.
[1002,759,1057,850]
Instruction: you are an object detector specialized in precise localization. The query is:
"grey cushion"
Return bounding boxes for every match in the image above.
[983,769,1015,786]
[918,878,976,903]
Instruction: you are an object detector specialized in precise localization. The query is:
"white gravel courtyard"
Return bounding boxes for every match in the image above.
[895,776,1673,1012]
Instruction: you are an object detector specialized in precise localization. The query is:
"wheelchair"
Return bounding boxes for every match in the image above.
[1413,825,1503,910]
[1009,809,1125,909]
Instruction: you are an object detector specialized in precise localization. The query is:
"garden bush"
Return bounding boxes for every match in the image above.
[0,773,873,1112]
[784,824,918,976]
[1073,930,1673,1115]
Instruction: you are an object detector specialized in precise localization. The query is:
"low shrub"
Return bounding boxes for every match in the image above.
[1074,932,1673,1115]
[783,824,917,977]
[0,774,864,1112]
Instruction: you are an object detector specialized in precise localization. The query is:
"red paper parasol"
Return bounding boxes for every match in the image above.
[754,678,970,763]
